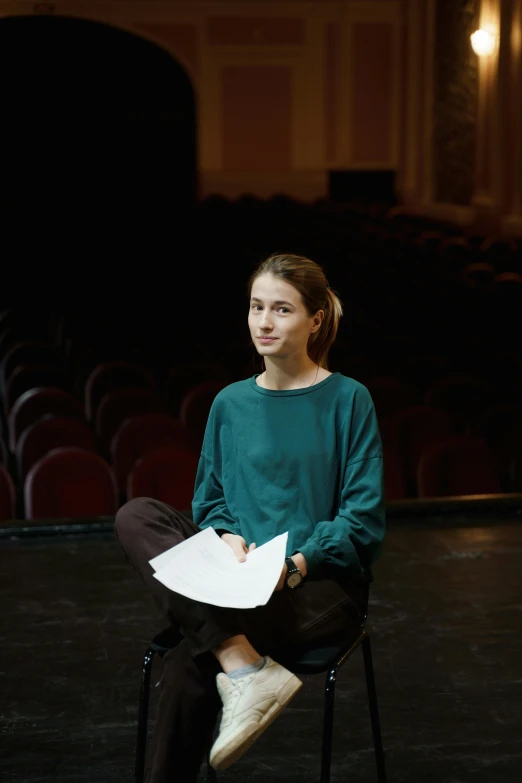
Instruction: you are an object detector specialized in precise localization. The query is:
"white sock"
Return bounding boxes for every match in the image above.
[227,656,266,680]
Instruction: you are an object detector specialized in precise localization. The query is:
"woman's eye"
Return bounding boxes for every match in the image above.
[251,305,289,313]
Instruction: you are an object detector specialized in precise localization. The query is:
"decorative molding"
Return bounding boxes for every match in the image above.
[200,49,307,171]
[339,1,402,169]
[471,0,501,210]
[0,2,398,22]
[402,0,421,200]
[0,0,407,197]
[505,0,522,220]
[420,0,435,203]
[390,7,402,168]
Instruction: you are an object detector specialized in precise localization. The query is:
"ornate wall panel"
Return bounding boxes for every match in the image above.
[432,0,479,205]
[324,22,340,165]
[351,22,394,163]
[207,16,305,46]
[221,65,293,171]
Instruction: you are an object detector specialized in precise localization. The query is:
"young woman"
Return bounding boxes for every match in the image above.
[115,252,385,782]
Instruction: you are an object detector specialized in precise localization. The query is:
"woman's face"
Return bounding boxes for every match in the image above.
[248,273,323,361]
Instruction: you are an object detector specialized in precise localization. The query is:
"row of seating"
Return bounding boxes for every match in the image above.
[1,387,521,520]
[1,354,521,517]
[0,444,199,521]
[1,426,519,522]
[0,377,229,517]
[1,195,521,521]
[2,355,521,477]
[2,355,522,453]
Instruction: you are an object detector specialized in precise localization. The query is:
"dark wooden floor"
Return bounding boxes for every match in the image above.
[1,517,522,782]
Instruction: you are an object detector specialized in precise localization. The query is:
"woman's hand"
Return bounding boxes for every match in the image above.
[221,533,256,562]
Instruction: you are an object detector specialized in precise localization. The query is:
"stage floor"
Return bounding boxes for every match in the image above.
[1,517,522,782]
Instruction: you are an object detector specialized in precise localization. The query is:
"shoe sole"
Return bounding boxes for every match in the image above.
[210,674,303,771]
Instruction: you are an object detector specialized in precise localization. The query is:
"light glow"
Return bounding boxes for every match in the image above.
[470,29,496,56]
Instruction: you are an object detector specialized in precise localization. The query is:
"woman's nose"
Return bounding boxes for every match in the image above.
[259,311,273,327]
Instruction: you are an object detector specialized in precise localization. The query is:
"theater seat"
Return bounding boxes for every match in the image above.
[417,436,501,498]
[8,387,85,453]
[393,405,454,496]
[424,374,493,434]
[466,403,522,491]
[0,464,16,522]
[382,443,407,500]
[126,445,200,512]
[0,433,7,465]
[110,413,199,495]
[509,451,522,492]
[24,447,118,520]
[4,363,69,415]
[95,388,164,453]
[0,340,59,394]
[179,380,229,447]
[364,377,417,424]
[16,415,97,484]
[84,360,156,421]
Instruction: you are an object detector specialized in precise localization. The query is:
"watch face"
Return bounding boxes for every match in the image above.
[287,571,302,588]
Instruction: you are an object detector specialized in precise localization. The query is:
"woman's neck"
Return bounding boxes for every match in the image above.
[258,362,320,390]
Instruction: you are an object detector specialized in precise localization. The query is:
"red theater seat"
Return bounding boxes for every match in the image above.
[393,405,454,496]
[365,377,417,424]
[126,445,200,512]
[24,447,118,520]
[179,379,229,446]
[8,387,85,453]
[417,436,502,499]
[0,464,16,522]
[16,415,97,484]
[4,363,69,415]
[84,360,156,421]
[95,388,165,452]
[0,340,59,393]
[110,412,199,494]
[424,374,493,434]
[383,444,407,500]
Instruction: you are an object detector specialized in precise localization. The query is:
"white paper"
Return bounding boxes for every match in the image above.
[149,527,288,608]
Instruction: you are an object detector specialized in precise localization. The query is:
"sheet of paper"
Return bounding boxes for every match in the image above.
[149,527,288,608]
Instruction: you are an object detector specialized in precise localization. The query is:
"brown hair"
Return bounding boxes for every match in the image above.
[247,252,343,371]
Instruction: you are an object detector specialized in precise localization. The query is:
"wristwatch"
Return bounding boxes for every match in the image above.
[285,557,303,589]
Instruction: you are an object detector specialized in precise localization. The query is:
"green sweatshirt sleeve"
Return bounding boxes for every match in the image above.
[191,451,241,536]
[191,399,242,537]
[297,388,385,579]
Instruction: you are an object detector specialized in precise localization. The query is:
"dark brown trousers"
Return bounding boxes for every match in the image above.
[115,497,369,783]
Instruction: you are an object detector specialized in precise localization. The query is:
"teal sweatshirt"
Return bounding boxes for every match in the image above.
[192,372,385,582]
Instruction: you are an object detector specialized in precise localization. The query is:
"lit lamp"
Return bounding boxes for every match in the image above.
[470,28,496,56]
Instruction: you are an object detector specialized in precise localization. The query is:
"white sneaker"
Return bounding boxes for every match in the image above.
[209,656,303,771]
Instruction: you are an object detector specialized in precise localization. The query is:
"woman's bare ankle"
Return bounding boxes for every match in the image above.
[213,635,262,673]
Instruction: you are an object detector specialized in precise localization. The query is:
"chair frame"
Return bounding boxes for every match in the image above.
[135,625,386,783]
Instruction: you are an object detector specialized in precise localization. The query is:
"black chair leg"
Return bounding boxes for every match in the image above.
[320,666,337,783]
[361,635,387,783]
[135,646,156,783]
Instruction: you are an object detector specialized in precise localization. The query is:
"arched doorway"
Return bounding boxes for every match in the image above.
[0,14,197,296]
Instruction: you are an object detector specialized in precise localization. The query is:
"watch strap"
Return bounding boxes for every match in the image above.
[285,556,300,576]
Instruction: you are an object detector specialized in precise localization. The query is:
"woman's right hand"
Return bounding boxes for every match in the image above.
[221,533,256,562]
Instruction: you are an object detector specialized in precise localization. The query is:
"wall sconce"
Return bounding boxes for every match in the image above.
[470,28,497,56]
